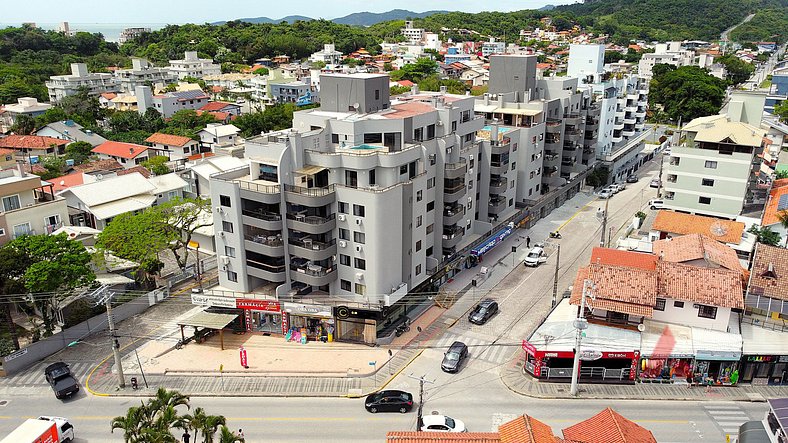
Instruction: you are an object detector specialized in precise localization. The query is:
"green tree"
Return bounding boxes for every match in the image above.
[154,198,213,270]
[776,169,788,179]
[110,404,148,443]
[34,108,69,127]
[390,58,438,82]
[58,87,103,127]
[0,247,29,350]
[717,55,755,85]
[252,67,269,75]
[141,156,170,176]
[38,155,66,180]
[10,114,36,135]
[774,101,788,124]
[311,61,326,69]
[185,407,227,443]
[218,426,245,443]
[749,225,781,247]
[96,210,169,285]
[64,141,94,165]
[649,65,725,123]
[390,85,410,96]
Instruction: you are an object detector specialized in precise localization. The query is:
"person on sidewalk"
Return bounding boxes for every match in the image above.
[526,236,531,248]
[705,376,714,393]
[237,429,245,438]
[686,374,693,388]
[182,430,191,443]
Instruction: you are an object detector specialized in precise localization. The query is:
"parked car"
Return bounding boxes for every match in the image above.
[441,341,469,373]
[44,362,79,399]
[468,299,499,325]
[421,415,467,433]
[364,390,414,413]
[523,247,548,267]
[648,199,665,210]
[649,178,662,188]
[611,183,626,192]
[626,175,638,183]
[597,189,613,199]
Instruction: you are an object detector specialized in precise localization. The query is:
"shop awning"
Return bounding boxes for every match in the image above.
[741,322,788,355]
[692,327,742,361]
[640,320,694,358]
[295,165,327,176]
[178,311,238,330]
[493,107,542,116]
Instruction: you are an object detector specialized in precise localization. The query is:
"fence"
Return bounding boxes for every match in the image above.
[0,288,167,376]
[544,366,631,381]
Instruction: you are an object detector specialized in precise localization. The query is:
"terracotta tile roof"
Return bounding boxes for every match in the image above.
[73,159,124,173]
[652,211,744,244]
[51,172,85,192]
[0,135,69,149]
[186,152,215,161]
[383,101,436,119]
[101,92,118,100]
[116,165,151,178]
[92,141,149,159]
[562,408,656,443]
[199,101,237,112]
[146,132,194,147]
[657,262,744,309]
[762,179,788,227]
[570,267,655,317]
[499,415,557,443]
[652,234,742,272]
[0,148,14,156]
[570,264,658,307]
[748,243,788,302]
[397,80,415,87]
[590,248,657,270]
[386,432,501,442]
[210,86,225,93]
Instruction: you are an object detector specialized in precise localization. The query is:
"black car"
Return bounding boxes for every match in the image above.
[364,390,413,413]
[468,299,499,325]
[441,341,469,373]
[44,362,79,399]
[626,175,638,183]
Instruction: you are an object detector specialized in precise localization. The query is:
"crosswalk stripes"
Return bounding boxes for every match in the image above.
[431,332,514,365]
[703,403,752,436]
[0,362,95,387]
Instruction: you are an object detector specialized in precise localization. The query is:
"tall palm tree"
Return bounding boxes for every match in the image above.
[777,210,788,247]
[184,407,208,439]
[111,405,147,443]
[200,413,227,443]
[149,387,190,412]
[218,426,245,443]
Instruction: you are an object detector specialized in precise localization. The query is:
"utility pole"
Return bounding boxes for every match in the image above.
[599,196,609,248]
[552,244,560,307]
[99,287,126,389]
[570,279,593,396]
[407,374,434,431]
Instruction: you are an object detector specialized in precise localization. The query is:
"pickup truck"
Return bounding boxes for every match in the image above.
[0,416,74,443]
[44,362,79,399]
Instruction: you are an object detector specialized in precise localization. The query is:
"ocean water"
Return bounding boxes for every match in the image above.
[0,22,172,42]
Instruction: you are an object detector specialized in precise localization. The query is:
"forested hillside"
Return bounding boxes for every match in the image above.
[729,8,788,44]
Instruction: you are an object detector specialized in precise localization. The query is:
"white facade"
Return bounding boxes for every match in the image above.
[401,21,425,45]
[567,44,605,80]
[310,44,344,65]
[114,58,176,93]
[169,51,222,80]
[46,63,120,103]
[652,297,732,332]
[199,124,241,150]
[0,168,68,245]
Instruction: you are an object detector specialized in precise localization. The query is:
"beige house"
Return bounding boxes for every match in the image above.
[0,166,68,245]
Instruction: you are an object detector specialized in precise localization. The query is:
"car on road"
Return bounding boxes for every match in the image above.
[650,178,662,188]
[421,415,467,432]
[626,175,638,183]
[441,341,469,373]
[44,362,79,400]
[611,183,626,192]
[649,199,665,210]
[468,299,499,325]
[523,247,548,267]
[597,189,613,199]
[364,390,413,413]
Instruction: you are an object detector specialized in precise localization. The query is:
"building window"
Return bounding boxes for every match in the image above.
[426,224,434,234]
[354,232,365,244]
[224,246,235,258]
[468,180,473,190]
[0,228,4,236]
[655,298,666,311]
[354,258,366,270]
[341,279,351,291]
[375,89,380,100]
[338,201,349,214]
[427,178,435,189]
[416,240,422,252]
[698,196,711,205]
[426,246,433,257]
[469,159,475,169]
[226,270,238,282]
[511,162,516,171]
[221,221,233,233]
[339,228,350,240]
[415,264,422,275]
[416,215,422,227]
[416,190,422,202]
[340,254,351,266]
[12,223,31,238]
[355,283,366,295]
[1,195,20,211]
[353,204,365,217]
[704,161,717,169]
[674,301,684,308]
[219,195,232,207]
[400,165,408,175]
[701,178,714,187]
[698,305,717,319]
[426,201,434,212]
[369,169,376,185]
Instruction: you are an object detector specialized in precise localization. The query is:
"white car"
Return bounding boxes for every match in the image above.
[648,199,665,210]
[597,189,613,199]
[421,415,467,432]
[523,247,548,267]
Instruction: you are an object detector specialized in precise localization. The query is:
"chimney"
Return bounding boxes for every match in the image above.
[129,148,135,156]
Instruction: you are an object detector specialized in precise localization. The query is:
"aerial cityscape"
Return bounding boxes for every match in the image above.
[0,0,787,442]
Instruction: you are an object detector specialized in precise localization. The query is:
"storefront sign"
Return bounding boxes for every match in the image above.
[3,347,27,362]
[470,224,514,257]
[236,299,281,312]
[281,311,289,335]
[696,350,741,361]
[522,340,536,356]
[746,355,776,362]
[190,294,236,309]
[334,306,382,321]
[239,347,248,368]
[579,349,604,361]
[629,351,640,381]
[283,302,333,318]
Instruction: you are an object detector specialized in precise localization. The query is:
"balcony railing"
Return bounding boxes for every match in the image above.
[244,233,283,246]
[290,263,337,277]
[288,237,336,250]
[242,209,282,221]
[442,226,465,240]
[285,213,336,225]
[444,182,466,193]
[283,184,335,197]
[247,259,286,273]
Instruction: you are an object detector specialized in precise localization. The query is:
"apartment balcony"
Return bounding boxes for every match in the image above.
[444,158,467,180]
[285,212,336,234]
[615,109,625,118]
[490,137,511,155]
[290,263,337,287]
[622,128,636,137]
[488,197,507,215]
[247,259,287,282]
[490,161,509,176]
[242,209,283,231]
[443,204,466,226]
[244,233,285,256]
[585,118,599,130]
[627,92,639,101]
[283,184,335,207]
[563,143,579,152]
[613,121,624,130]
[565,130,583,142]
[561,158,577,167]
[623,116,636,125]
[543,166,558,177]
[546,119,562,133]
[489,177,508,194]
[442,226,465,248]
[233,180,281,205]
[635,109,647,118]
[635,121,645,130]
[544,151,560,162]
[288,237,337,261]
[612,134,623,143]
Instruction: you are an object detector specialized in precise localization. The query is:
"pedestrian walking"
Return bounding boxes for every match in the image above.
[526,236,531,248]
[238,428,245,438]
[182,430,191,443]
[686,374,693,388]
[705,376,713,393]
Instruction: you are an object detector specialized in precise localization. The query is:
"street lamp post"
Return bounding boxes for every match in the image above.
[570,279,594,397]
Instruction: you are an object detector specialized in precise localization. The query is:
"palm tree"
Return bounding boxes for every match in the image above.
[218,426,245,443]
[111,404,147,443]
[777,210,788,247]
[183,407,227,443]
[149,387,190,412]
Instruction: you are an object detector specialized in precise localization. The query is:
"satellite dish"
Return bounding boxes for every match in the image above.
[637,323,645,332]
[710,221,728,237]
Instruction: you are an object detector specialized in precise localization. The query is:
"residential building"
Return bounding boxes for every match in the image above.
[168,51,221,80]
[481,38,506,58]
[663,114,766,219]
[400,21,424,45]
[745,242,788,325]
[177,155,247,199]
[91,140,163,169]
[1,97,52,124]
[650,210,754,262]
[761,178,788,240]
[114,58,176,93]
[35,120,107,147]
[637,41,695,80]
[118,27,150,45]
[199,101,241,116]
[0,135,69,158]
[0,166,68,244]
[145,133,201,161]
[134,86,210,118]
[310,44,344,66]
[198,123,241,150]
[202,73,257,92]
[45,63,120,103]
[567,44,604,80]
[269,81,311,104]
[0,149,15,170]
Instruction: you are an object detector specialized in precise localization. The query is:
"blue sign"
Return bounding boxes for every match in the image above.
[369,361,377,366]
[471,225,514,257]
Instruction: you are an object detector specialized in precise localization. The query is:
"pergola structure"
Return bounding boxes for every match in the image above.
[177,311,238,350]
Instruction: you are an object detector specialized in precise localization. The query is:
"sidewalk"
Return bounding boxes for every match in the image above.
[500,355,788,401]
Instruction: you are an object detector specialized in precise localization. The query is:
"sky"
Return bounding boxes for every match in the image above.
[3,0,578,24]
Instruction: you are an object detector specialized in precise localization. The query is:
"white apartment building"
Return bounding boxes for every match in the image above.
[169,51,222,80]
[135,86,209,118]
[401,21,425,45]
[45,63,120,103]
[0,166,69,244]
[481,39,506,58]
[638,41,698,80]
[663,114,766,219]
[310,44,344,66]
[114,58,176,92]
[118,27,151,45]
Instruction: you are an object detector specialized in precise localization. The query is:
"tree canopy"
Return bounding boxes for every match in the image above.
[648,65,726,123]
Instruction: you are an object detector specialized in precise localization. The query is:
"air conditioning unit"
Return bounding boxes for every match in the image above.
[221,255,230,265]
[356,245,363,252]
[221,265,227,271]
[338,214,346,221]
[436,120,443,126]
[356,272,364,280]
[339,240,347,248]
[355,219,362,225]
[468,197,472,203]
[218,231,225,237]
[469,154,474,160]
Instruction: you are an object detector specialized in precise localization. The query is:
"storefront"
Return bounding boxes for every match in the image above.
[236,299,282,334]
[333,306,381,345]
[741,322,788,385]
[282,302,334,342]
[693,328,742,385]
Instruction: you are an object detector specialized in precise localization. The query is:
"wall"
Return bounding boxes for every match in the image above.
[651,297,732,332]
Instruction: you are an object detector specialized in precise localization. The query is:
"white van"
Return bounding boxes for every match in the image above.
[648,199,665,210]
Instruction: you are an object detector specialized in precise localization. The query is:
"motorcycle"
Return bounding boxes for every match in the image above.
[394,318,411,337]
[549,231,562,239]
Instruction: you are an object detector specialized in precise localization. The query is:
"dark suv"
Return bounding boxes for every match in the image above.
[44,362,79,399]
[441,341,469,373]
[364,390,414,413]
[468,299,499,325]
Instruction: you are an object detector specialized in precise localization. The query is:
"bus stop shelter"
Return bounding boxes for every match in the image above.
[177,311,238,350]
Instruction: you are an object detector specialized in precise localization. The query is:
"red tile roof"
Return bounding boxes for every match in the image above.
[146,132,194,147]
[657,262,744,309]
[0,135,69,150]
[101,92,118,100]
[73,159,124,173]
[51,172,85,192]
[210,86,225,93]
[652,234,743,272]
[499,415,557,443]
[0,148,14,157]
[92,141,149,159]
[562,408,656,443]
[186,152,215,161]
[570,265,657,318]
[116,165,151,178]
[200,101,237,112]
[590,247,657,270]
[397,80,415,87]
[652,211,744,244]
[746,243,788,302]
[762,179,788,227]
[386,432,501,442]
